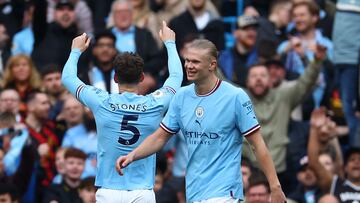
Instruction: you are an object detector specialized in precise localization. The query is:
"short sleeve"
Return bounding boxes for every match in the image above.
[235,89,260,137]
[76,84,109,111]
[160,94,180,134]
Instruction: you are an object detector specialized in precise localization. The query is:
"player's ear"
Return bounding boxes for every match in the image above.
[114,73,119,83]
[139,72,145,82]
[209,59,217,71]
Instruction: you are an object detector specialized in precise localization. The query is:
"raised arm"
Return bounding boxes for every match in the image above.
[283,45,326,108]
[160,21,183,92]
[115,127,172,175]
[307,108,335,192]
[246,130,286,203]
[61,33,91,96]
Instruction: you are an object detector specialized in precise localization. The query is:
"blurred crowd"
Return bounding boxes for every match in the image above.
[0,0,358,202]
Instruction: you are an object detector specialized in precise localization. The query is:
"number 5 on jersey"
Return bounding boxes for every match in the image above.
[118,115,140,145]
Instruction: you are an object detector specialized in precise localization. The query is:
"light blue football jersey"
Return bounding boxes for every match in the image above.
[161,79,260,202]
[62,41,183,190]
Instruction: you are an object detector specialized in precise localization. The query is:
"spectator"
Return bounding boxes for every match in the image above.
[308,108,360,203]
[0,0,25,38]
[88,31,118,93]
[129,0,161,47]
[287,155,323,203]
[219,15,259,87]
[40,64,70,120]
[11,1,35,56]
[332,0,360,147]
[245,171,271,203]
[42,147,86,203]
[0,23,10,74]
[257,0,292,47]
[53,147,67,184]
[47,0,94,36]
[0,183,18,203]
[265,59,299,88]
[72,0,94,36]
[61,97,97,178]
[31,0,78,71]
[1,54,41,117]
[110,0,163,94]
[0,112,35,201]
[0,89,21,122]
[153,0,187,25]
[169,0,225,51]
[24,91,65,202]
[78,176,96,203]
[277,1,334,119]
[241,156,254,193]
[242,45,326,193]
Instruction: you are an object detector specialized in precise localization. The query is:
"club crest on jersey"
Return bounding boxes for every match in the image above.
[195,106,204,118]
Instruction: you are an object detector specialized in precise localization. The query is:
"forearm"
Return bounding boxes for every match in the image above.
[252,138,281,190]
[329,138,344,177]
[308,128,332,191]
[163,40,183,91]
[131,128,171,161]
[61,49,85,96]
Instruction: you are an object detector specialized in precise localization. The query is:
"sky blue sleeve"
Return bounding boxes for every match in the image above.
[277,40,289,55]
[162,40,183,93]
[235,90,260,137]
[160,95,180,134]
[62,48,108,111]
[4,129,29,176]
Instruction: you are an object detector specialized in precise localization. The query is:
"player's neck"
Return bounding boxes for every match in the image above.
[195,74,219,95]
[118,84,139,94]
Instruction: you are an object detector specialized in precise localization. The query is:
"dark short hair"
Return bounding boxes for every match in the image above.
[64,147,87,160]
[95,31,116,45]
[241,156,253,168]
[113,52,144,84]
[79,176,96,190]
[40,64,62,78]
[0,183,18,201]
[265,59,285,69]
[0,112,16,127]
[26,90,47,105]
[248,171,270,193]
[292,1,320,16]
[345,147,360,165]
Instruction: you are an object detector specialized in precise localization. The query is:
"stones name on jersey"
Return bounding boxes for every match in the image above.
[109,103,148,112]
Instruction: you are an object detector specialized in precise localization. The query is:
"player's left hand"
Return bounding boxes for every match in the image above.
[270,187,286,203]
[115,155,133,176]
[71,33,91,52]
[159,21,175,42]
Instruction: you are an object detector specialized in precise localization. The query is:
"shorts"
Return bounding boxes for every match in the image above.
[96,188,155,203]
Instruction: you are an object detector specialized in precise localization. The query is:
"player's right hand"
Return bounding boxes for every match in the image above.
[159,21,175,42]
[71,33,91,52]
[115,155,133,176]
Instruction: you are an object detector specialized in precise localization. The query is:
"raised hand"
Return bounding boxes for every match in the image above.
[71,33,91,52]
[310,107,337,143]
[314,43,327,62]
[159,21,175,42]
